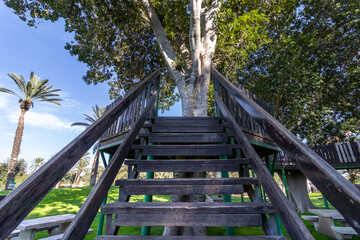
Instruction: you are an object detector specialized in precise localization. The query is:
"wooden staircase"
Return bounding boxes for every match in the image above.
[2,69,360,240]
[96,116,286,239]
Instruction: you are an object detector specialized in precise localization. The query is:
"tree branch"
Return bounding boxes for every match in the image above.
[190,0,203,78]
[138,0,184,84]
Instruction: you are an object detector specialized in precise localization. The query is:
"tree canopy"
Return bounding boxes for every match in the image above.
[4,0,359,143]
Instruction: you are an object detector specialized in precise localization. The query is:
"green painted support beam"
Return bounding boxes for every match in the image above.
[97,153,113,236]
[141,83,160,236]
[323,194,329,209]
[281,168,290,200]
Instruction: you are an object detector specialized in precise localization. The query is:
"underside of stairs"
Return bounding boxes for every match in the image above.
[95,116,286,239]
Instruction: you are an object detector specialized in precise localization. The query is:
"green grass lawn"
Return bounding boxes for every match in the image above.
[1,188,359,239]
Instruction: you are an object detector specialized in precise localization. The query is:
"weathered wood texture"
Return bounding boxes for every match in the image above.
[116,177,258,186]
[102,202,274,214]
[213,67,360,235]
[138,133,232,143]
[113,213,262,227]
[0,70,160,240]
[143,124,227,133]
[17,214,75,230]
[121,184,244,195]
[114,178,257,195]
[132,144,240,156]
[148,116,224,124]
[124,159,250,172]
[61,92,158,240]
[95,236,287,240]
[278,141,360,169]
[39,229,93,240]
[213,91,313,240]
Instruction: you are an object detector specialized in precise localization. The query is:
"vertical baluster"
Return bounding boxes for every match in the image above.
[130,98,138,127]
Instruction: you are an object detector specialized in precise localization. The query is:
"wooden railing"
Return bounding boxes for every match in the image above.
[212,67,360,236]
[0,70,161,240]
[213,70,313,239]
[212,71,274,141]
[101,78,157,141]
[278,140,360,168]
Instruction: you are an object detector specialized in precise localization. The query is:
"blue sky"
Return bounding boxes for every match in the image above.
[0,2,180,170]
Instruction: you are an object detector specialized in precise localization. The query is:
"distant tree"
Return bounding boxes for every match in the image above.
[73,152,91,186]
[29,157,45,174]
[0,72,61,190]
[0,159,27,190]
[71,104,106,186]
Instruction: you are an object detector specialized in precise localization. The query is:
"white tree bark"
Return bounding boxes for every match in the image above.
[139,0,221,117]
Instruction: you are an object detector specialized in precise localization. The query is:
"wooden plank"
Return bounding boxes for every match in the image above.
[39,229,93,240]
[335,143,343,163]
[125,159,250,164]
[347,142,356,162]
[213,90,314,240]
[18,214,75,230]
[60,93,158,240]
[148,116,224,124]
[213,67,360,237]
[113,213,262,227]
[116,177,258,186]
[138,133,231,143]
[121,184,244,195]
[132,144,240,156]
[95,236,288,240]
[124,159,249,172]
[0,70,161,239]
[143,124,226,133]
[102,202,274,214]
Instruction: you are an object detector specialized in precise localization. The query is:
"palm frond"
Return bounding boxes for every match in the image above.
[0,87,21,98]
[71,122,90,127]
[7,73,26,94]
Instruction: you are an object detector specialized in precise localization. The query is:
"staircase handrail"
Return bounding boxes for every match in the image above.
[0,69,161,239]
[212,67,360,234]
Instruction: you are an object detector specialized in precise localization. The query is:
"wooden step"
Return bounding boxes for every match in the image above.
[148,116,225,124]
[138,133,232,143]
[132,144,240,156]
[142,124,227,133]
[116,177,259,186]
[96,236,288,239]
[124,159,250,172]
[115,178,257,195]
[102,202,273,227]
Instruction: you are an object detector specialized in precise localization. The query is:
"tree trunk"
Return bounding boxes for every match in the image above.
[347,169,359,184]
[5,108,27,190]
[282,169,316,213]
[141,0,220,236]
[89,151,100,186]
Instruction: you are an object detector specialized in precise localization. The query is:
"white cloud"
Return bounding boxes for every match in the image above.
[7,110,82,132]
[0,94,11,109]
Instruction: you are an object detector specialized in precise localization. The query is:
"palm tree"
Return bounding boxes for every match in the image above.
[0,72,61,190]
[72,104,106,186]
[73,152,91,186]
[29,157,45,174]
